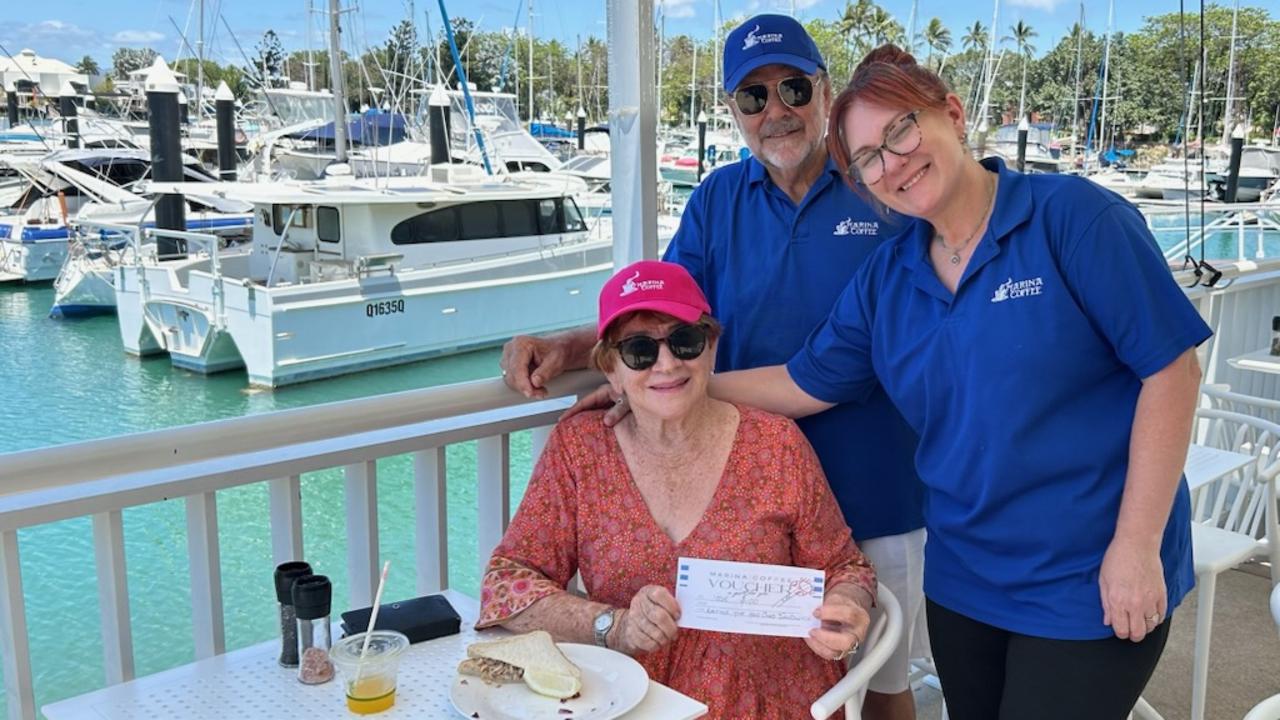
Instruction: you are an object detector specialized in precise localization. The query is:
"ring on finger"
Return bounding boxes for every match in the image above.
[1145,612,1161,624]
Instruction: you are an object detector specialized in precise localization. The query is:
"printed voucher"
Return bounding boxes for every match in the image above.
[674,557,825,638]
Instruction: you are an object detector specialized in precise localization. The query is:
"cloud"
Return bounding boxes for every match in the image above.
[796,0,822,8]
[111,30,166,44]
[1006,0,1064,10]
[662,0,697,20]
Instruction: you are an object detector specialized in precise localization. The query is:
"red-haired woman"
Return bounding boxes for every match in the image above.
[699,46,1210,718]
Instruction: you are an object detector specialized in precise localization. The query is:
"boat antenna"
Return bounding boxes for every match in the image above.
[436,0,494,174]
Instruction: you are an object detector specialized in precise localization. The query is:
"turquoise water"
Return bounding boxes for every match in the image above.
[0,283,536,710]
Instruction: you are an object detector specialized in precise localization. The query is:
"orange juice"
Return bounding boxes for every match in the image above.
[345,676,396,714]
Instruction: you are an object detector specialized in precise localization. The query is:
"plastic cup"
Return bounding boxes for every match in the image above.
[330,630,410,714]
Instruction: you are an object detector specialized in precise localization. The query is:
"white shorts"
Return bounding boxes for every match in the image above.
[859,527,930,695]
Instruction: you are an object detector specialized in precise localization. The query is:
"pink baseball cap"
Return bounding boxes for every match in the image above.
[597,260,712,338]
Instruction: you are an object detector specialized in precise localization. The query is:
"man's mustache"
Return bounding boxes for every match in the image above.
[759,117,805,138]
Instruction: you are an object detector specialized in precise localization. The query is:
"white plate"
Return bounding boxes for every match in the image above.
[450,643,649,720]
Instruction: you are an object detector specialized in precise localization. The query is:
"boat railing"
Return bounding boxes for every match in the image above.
[1144,200,1280,263]
[0,370,603,720]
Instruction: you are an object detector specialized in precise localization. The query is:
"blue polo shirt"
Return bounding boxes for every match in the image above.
[788,158,1210,639]
[664,155,923,541]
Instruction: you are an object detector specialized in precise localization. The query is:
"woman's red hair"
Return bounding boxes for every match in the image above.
[828,45,953,199]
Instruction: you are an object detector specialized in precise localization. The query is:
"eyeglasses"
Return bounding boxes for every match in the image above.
[732,76,820,117]
[846,110,924,186]
[614,323,709,371]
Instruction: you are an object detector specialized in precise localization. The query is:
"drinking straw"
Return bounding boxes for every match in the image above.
[353,560,391,684]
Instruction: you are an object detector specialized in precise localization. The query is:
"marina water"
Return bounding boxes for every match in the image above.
[2,215,1277,708]
[0,283,537,708]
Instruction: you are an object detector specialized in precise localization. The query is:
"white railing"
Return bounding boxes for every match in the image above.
[0,371,602,720]
[1145,200,1280,263]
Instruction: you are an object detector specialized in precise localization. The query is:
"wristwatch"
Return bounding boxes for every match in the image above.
[593,608,617,647]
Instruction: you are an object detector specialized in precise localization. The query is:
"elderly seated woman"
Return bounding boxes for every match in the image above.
[477,260,877,719]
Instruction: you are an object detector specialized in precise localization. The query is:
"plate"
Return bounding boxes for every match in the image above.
[450,643,649,720]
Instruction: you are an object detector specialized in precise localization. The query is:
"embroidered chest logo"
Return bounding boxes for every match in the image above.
[620,271,664,297]
[833,218,878,236]
[742,25,784,50]
[991,276,1044,303]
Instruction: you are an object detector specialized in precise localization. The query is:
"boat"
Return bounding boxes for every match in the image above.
[117,167,619,387]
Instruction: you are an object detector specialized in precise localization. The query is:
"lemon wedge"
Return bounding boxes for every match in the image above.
[523,668,581,699]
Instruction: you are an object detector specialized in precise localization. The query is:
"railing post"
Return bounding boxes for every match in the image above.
[268,475,304,565]
[93,510,135,683]
[413,449,448,594]
[476,435,511,579]
[530,426,553,471]
[0,530,35,720]
[345,461,379,608]
[186,492,226,659]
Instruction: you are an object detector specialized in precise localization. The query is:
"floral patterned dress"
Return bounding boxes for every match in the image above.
[477,405,876,719]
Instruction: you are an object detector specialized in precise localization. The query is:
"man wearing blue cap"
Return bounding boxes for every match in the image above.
[500,14,924,720]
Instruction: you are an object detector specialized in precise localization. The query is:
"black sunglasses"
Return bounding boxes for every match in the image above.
[732,76,819,116]
[614,323,709,371]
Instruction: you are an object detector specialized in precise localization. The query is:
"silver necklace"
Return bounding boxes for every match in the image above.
[935,173,998,265]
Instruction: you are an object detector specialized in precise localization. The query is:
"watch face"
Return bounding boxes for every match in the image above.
[595,612,612,632]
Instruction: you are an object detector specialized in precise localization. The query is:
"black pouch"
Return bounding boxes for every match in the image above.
[340,594,461,644]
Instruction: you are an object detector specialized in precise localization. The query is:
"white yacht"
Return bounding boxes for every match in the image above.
[117,166,617,387]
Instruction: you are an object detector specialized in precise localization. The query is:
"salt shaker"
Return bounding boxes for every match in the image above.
[1271,316,1280,356]
[273,561,312,668]
[292,574,334,684]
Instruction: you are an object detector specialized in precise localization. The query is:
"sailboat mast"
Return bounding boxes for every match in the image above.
[1221,0,1239,144]
[306,0,316,90]
[528,0,535,126]
[327,0,348,161]
[197,0,204,119]
[689,41,698,130]
[906,0,918,55]
[974,0,1000,131]
[1070,2,1084,166]
[656,10,664,126]
[712,0,720,132]
[1097,0,1113,152]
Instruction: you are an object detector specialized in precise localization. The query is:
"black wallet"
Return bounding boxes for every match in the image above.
[340,594,461,644]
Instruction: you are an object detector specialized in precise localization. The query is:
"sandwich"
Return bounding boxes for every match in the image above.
[458,630,583,699]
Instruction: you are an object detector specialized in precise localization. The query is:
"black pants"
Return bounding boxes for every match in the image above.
[927,599,1171,720]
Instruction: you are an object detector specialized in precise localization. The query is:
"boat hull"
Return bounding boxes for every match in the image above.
[116,243,615,387]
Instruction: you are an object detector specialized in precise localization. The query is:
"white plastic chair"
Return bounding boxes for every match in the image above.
[1201,384,1280,426]
[1240,584,1280,720]
[1188,408,1280,720]
[810,584,903,720]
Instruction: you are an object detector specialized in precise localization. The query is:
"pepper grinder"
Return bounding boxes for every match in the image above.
[273,561,312,668]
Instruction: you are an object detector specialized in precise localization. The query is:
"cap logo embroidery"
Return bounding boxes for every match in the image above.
[742,25,784,50]
[991,276,1043,303]
[833,218,879,237]
[619,271,665,297]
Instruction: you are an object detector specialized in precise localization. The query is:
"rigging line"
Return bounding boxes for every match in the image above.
[1179,0,1191,260]
[218,13,284,121]
[1199,0,1206,266]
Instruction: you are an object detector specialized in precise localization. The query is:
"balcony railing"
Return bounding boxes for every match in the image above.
[0,371,602,720]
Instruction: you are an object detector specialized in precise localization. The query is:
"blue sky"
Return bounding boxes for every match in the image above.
[0,1,1261,69]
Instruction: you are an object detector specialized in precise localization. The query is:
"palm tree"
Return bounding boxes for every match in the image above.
[1007,20,1037,121]
[923,18,952,73]
[961,21,987,53]
[838,0,875,69]
[867,7,904,47]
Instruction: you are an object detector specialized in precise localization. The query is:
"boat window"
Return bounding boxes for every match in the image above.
[391,207,458,244]
[317,206,340,243]
[498,200,537,237]
[563,197,587,232]
[271,205,312,235]
[536,199,560,234]
[458,203,500,240]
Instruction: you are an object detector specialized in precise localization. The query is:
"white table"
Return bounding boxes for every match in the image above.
[1227,348,1280,375]
[43,590,707,720]
[1184,443,1253,492]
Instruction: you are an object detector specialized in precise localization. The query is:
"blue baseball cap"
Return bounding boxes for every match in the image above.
[723,14,826,93]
